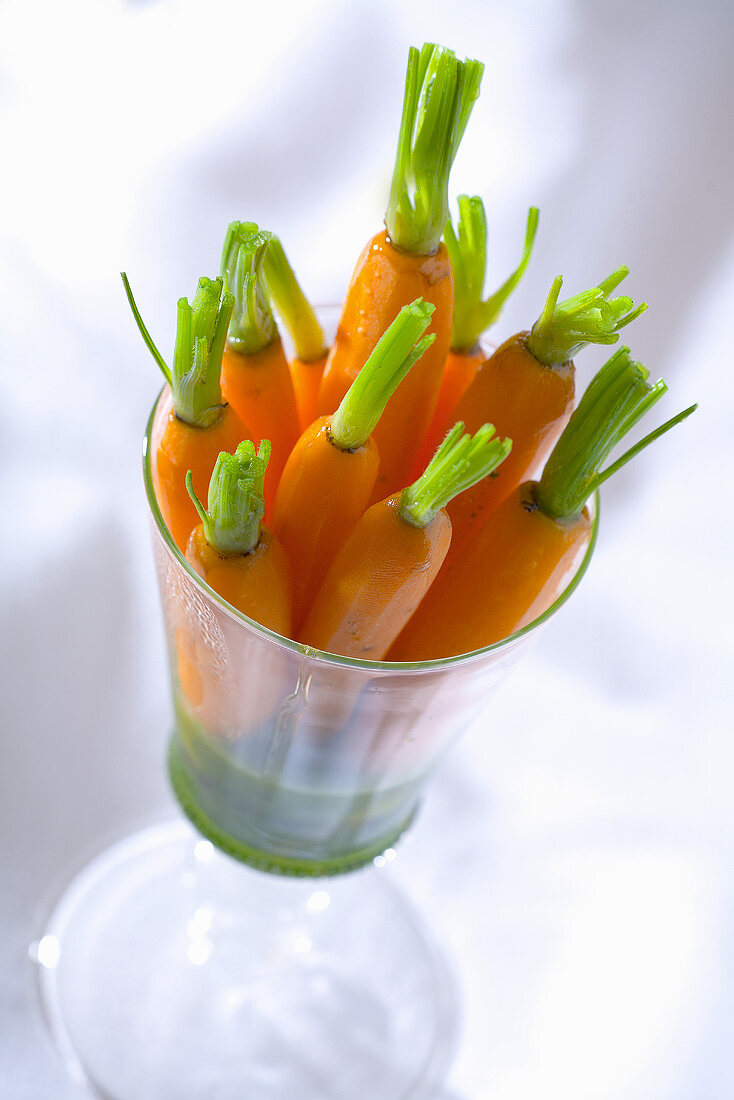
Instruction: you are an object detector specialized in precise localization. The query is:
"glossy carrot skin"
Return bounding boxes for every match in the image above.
[444,332,574,558]
[298,495,451,660]
[318,231,453,500]
[221,338,300,506]
[271,416,380,631]
[151,389,250,552]
[417,344,486,475]
[290,352,328,432]
[389,482,592,661]
[185,524,293,638]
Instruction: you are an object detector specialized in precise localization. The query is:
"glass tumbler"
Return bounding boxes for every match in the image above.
[32,308,598,1100]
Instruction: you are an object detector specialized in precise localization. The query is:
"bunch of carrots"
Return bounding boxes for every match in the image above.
[125,41,695,669]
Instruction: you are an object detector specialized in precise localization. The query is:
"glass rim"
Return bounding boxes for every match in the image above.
[143,390,599,675]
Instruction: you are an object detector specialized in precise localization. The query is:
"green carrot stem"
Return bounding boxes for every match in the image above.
[185,440,271,556]
[534,347,693,520]
[446,201,539,352]
[122,272,233,428]
[329,299,436,450]
[262,236,325,362]
[590,404,697,492]
[400,422,512,528]
[121,272,172,385]
[525,267,647,366]
[385,43,484,255]
[220,221,276,354]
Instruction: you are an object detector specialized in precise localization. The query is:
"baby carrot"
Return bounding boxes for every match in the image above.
[318,44,484,500]
[298,423,511,660]
[219,222,300,507]
[262,234,328,432]
[419,201,539,469]
[122,272,250,552]
[443,267,647,558]
[176,441,292,733]
[184,441,292,637]
[389,348,696,661]
[272,299,436,630]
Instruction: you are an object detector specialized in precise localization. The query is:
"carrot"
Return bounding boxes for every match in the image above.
[122,271,250,552]
[272,299,436,630]
[389,348,697,661]
[419,201,539,469]
[298,423,511,660]
[219,222,300,507]
[442,266,648,559]
[262,234,328,432]
[184,440,292,637]
[318,44,484,500]
[175,441,292,734]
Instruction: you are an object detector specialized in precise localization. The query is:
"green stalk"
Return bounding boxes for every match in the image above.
[330,300,435,450]
[400,422,512,528]
[185,440,271,556]
[220,221,276,354]
[122,272,233,428]
[590,404,697,491]
[386,43,484,255]
[446,200,539,352]
[535,347,695,520]
[526,267,647,366]
[262,236,325,362]
[121,272,171,385]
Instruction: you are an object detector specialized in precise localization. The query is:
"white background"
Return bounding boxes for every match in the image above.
[1,1,732,1096]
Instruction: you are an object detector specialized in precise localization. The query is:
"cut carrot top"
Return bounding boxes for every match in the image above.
[445,200,539,352]
[330,299,436,450]
[535,346,696,520]
[262,236,326,362]
[401,422,512,528]
[386,44,484,255]
[526,267,647,367]
[220,222,276,354]
[122,272,234,429]
[186,439,270,556]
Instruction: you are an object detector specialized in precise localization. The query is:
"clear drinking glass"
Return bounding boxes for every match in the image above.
[32,308,598,1099]
[156,437,596,875]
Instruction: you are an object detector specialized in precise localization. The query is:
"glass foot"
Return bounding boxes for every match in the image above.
[32,821,458,1099]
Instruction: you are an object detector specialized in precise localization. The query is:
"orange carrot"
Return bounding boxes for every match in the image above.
[176,441,292,734]
[272,300,435,629]
[122,272,250,552]
[219,223,300,507]
[262,234,328,432]
[185,441,292,636]
[389,349,696,660]
[318,44,484,500]
[289,352,328,433]
[298,423,511,660]
[419,201,539,470]
[443,267,647,559]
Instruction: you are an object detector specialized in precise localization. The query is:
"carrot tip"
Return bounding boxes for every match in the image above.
[400,423,512,528]
[262,236,325,363]
[385,44,483,255]
[220,221,276,354]
[447,199,539,352]
[330,299,435,450]
[535,348,685,519]
[171,277,232,427]
[192,440,271,557]
[526,268,646,366]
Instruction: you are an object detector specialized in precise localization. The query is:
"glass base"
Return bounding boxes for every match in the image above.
[168,735,419,877]
[32,821,458,1099]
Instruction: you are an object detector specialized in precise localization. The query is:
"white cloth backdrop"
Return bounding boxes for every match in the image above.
[1,0,732,1096]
